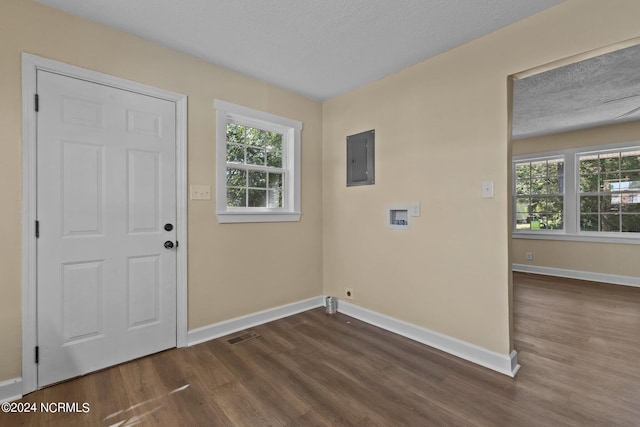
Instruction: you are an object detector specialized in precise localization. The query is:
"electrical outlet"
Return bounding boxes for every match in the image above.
[344,287,354,300]
[526,252,533,261]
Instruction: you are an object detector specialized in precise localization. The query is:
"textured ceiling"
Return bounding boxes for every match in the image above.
[35,0,562,101]
[513,43,640,139]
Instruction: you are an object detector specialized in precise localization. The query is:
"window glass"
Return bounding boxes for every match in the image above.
[578,150,640,233]
[225,123,284,209]
[514,158,564,231]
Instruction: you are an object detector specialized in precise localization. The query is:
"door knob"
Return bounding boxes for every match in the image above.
[164,223,173,231]
[164,241,174,249]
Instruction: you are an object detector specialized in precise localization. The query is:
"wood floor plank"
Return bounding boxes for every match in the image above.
[2,272,639,426]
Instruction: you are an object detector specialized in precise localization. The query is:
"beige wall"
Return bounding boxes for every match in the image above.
[322,0,640,355]
[512,121,640,276]
[0,0,323,382]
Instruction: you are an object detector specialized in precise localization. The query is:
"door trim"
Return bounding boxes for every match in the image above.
[21,53,188,394]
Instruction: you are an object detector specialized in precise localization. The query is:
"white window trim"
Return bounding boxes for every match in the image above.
[215,100,302,223]
[512,141,640,244]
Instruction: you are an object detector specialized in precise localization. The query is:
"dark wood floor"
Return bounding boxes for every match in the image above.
[2,273,640,426]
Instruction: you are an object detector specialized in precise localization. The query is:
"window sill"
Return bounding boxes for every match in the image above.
[512,232,640,245]
[216,211,301,224]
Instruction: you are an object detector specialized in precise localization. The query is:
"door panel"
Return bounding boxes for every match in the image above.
[37,70,177,387]
[127,255,161,328]
[61,261,103,343]
[61,141,104,236]
[127,149,160,233]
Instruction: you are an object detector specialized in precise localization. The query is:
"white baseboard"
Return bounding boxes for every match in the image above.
[513,264,640,288]
[187,296,325,346]
[187,295,519,377]
[5,294,518,400]
[337,301,521,377]
[0,377,22,403]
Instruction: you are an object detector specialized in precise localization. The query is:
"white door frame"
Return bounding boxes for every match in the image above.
[21,53,188,394]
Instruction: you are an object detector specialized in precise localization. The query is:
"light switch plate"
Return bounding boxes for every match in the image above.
[410,202,421,217]
[481,181,494,199]
[190,185,211,200]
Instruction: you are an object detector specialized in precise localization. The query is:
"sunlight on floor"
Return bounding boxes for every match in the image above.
[104,384,190,427]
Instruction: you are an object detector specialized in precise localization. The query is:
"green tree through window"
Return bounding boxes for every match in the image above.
[514,157,564,230]
[225,123,284,208]
[579,150,640,233]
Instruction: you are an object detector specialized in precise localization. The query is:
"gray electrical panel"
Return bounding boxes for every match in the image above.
[346,129,375,186]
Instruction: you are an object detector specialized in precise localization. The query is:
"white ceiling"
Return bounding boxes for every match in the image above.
[34,0,563,101]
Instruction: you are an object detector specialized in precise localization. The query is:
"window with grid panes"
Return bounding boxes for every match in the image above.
[513,157,564,231]
[226,124,285,208]
[578,149,640,233]
[215,100,301,223]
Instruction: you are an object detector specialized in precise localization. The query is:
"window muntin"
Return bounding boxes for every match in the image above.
[225,123,285,209]
[578,149,640,233]
[514,157,564,231]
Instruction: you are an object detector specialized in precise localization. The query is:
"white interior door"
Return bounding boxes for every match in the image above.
[36,70,177,387]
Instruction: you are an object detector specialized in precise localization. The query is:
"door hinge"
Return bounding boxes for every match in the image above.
[35,220,39,238]
[35,94,39,112]
[35,346,39,364]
